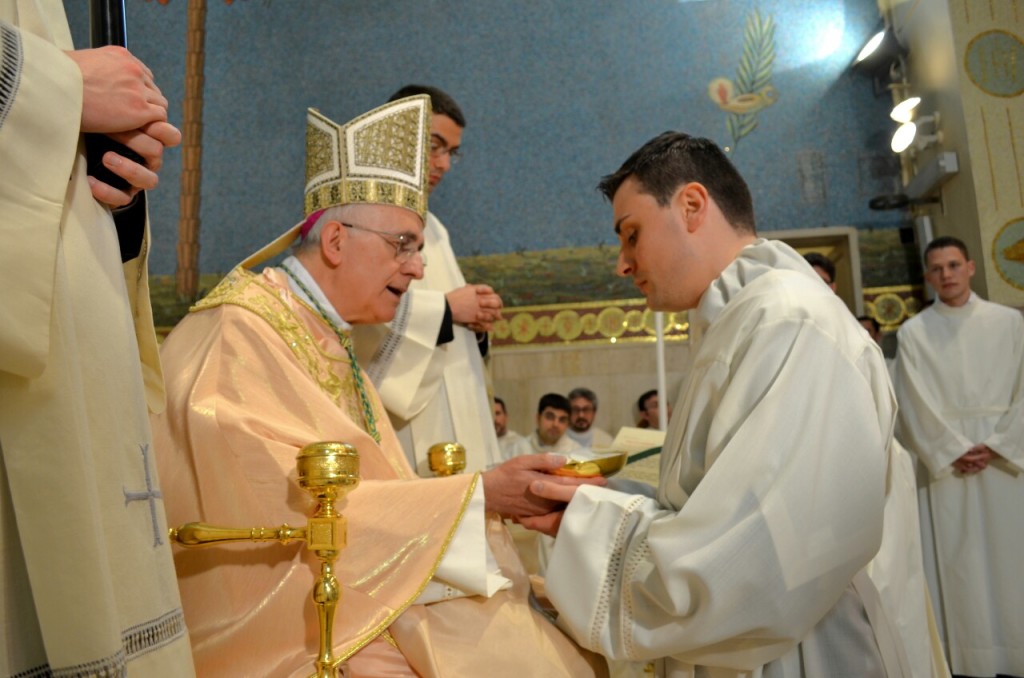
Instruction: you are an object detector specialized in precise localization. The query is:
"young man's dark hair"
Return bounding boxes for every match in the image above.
[597,131,756,234]
[537,392,571,416]
[637,389,658,413]
[389,84,466,128]
[494,396,507,413]
[923,235,970,261]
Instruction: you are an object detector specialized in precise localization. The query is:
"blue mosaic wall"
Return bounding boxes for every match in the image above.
[65,0,907,276]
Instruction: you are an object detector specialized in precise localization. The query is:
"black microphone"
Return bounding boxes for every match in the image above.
[85,0,148,262]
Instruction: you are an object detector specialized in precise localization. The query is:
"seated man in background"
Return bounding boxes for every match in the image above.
[494,396,524,461]
[566,387,614,449]
[508,393,583,457]
[151,98,605,677]
[635,388,670,430]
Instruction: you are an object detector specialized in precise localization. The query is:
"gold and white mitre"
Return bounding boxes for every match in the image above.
[241,95,431,267]
[304,96,431,218]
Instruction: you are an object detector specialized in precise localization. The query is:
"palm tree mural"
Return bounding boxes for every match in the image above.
[151,0,237,300]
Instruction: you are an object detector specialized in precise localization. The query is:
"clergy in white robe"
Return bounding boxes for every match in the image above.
[0,5,192,675]
[353,86,503,476]
[524,132,922,677]
[356,212,503,475]
[893,238,1024,678]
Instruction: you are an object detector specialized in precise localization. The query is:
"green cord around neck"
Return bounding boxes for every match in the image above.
[281,264,381,444]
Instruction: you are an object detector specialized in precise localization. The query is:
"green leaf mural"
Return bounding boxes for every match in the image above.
[708,9,778,151]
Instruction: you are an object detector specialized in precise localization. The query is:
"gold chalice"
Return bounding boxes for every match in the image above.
[428,442,467,476]
[170,441,359,678]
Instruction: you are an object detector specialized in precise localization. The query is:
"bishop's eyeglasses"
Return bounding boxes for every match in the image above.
[342,223,426,265]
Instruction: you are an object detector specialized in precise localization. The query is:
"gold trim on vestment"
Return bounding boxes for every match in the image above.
[190,266,482,662]
[333,472,481,664]
[191,269,354,411]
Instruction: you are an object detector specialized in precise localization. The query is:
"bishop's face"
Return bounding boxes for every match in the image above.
[613,178,706,311]
[329,204,425,324]
[924,246,975,307]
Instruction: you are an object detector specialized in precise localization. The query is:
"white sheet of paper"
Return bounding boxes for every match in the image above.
[608,426,666,455]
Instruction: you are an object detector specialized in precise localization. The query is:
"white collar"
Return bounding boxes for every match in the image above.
[279,256,351,331]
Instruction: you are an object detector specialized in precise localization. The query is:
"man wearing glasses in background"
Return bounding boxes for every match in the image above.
[354,84,505,476]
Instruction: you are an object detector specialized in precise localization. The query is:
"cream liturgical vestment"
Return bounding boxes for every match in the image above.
[546,240,921,678]
[894,294,1024,677]
[354,212,502,475]
[151,258,605,677]
[0,5,192,676]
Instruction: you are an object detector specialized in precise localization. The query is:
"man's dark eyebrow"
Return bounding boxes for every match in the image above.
[430,132,459,151]
[614,215,630,235]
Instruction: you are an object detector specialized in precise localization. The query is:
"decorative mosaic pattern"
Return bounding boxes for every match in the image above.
[491,285,927,350]
[492,299,690,350]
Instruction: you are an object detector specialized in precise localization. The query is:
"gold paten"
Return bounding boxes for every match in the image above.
[169,441,360,678]
[554,452,629,478]
[428,442,467,476]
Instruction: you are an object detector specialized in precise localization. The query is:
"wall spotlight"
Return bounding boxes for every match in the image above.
[890,96,921,123]
[891,122,918,152]
[851,27,905,73]
[855,30,887,64]
[891,113,941,153]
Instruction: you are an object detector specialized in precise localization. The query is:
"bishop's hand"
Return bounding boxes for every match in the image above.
[481,453,604,520]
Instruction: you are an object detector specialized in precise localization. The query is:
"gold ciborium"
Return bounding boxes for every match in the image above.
[169,442,359,678]
[428,442,466,476]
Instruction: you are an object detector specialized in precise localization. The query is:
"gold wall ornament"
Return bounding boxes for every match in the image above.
[428,442,467,476]
[169,441,360,678]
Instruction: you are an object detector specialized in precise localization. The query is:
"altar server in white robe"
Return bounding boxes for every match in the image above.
[523,131,924,677]
[354,84,503,476]
[893,236,1024,678]
[0,4,192,676]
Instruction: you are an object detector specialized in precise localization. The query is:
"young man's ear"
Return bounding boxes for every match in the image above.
[674,182,710,233]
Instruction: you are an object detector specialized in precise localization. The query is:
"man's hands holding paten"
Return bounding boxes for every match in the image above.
[482,454,604,532]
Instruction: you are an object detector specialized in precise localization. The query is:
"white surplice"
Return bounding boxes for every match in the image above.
[568,426,615,450]
[353,212,502,475]
[546,240,917,677]
[508,431,582,458]
[893,294,1024,677]
[0,5,192,675]
[866,439,950,678]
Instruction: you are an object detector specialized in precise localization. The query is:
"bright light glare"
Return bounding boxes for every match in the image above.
[890,97,921,122]
[891,122,917,153]
[855,31,885,63]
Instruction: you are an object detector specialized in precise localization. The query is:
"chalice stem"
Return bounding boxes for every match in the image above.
[312,560,341,677]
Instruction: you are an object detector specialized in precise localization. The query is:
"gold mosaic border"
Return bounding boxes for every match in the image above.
[862,284,928,332]
[492,284,927,350]
[492,298,690,350]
